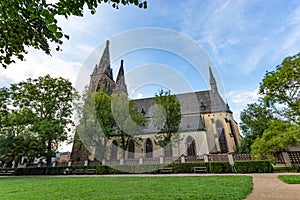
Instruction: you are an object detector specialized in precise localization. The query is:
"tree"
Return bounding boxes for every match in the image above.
[259,52,300,123]
[0,0,147,68]
[152,90,181,157]
[5,75,78,166]
[251,120,300,162]
[111,93,145,158]
[0,110,39,167]
[237,102,275,153]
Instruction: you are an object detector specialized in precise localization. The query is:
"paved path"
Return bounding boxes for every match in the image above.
[246,173,300,200]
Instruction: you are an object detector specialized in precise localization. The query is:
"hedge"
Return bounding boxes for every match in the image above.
[10,160,273,175]
[234,161,273,173]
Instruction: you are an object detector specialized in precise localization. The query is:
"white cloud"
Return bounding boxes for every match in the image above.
[227,88,259,105]
[0,48,81,87]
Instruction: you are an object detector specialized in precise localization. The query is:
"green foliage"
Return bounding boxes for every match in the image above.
[209,162,232,173]
[152,90,181,157]
[278,175,300,184]
[234,161,273,173]
[251,120,300,161]
[110,92,145,158]
[0,0,147,68]
[237,102,275,153]
[0,75,78,166]
[259,52,300,123]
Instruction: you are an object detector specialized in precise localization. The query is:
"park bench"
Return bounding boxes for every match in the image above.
[85,169,97,175]
[193,167,208,173]
[74,169,84,175]
[0,169,15,176]
[159,167,172,174]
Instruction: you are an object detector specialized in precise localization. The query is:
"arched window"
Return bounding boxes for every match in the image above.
[216,120,228,153]
[186,136,196,156]
[145,138,153,158]
[111,140,118,160]
[128,140,135,159]
[229,120,239,147]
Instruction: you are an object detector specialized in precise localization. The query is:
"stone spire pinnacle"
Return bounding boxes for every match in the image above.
[92,40,113,80]
[114,60,128,95]
[209,62,218,93]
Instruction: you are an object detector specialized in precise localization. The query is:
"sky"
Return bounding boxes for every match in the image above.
[1,0,300,130]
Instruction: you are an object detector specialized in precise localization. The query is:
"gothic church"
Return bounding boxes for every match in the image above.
[71,40,242,161]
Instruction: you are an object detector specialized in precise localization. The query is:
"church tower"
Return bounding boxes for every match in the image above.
[113,60,128,95]
[90,40,115,93]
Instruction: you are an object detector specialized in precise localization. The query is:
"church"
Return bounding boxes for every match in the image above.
[71,40,242,162]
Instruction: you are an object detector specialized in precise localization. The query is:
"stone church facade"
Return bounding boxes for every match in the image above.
[71,41,242,161]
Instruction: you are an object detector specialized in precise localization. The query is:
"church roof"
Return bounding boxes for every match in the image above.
[133,90,231,133]
[133,90,231,116]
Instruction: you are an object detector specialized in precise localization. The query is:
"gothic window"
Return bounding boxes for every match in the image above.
[186,136,196,156]
[128,140,135,159]
[145,138,153,158]
[111,140,118,160]
[229,120,239,147]
[216,120,228,153]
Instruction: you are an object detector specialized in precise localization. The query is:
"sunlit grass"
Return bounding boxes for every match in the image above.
[278,175,300,184]
[0,176,252,200]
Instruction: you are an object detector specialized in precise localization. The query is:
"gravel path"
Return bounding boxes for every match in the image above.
[246,173,300,200]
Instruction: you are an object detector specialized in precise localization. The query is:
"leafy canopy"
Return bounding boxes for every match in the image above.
[152,90,181,157]
[259,52,300,123]
[0,75,78,166]
[0,0,147,68]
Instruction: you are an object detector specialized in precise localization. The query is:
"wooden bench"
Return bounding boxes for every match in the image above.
[85,169,97,175]
[193,167,208,173]
[159,167,172,173]
[0,169,15,176]
[74,169,84,175]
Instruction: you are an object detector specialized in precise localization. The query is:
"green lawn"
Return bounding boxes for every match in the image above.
[0,176,252,200]
[278,175,300,184]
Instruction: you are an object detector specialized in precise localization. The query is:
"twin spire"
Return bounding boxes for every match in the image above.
[91,40,127,94]
[92,40,218,96]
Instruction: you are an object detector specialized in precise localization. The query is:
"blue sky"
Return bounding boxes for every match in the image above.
[1,0,300,125]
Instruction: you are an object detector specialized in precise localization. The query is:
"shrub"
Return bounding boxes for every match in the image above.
[209,162,232,173]
[234,161,273,173]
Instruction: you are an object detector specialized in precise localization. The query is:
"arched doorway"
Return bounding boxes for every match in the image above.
[110,140,118,160]
[128,140,135,159]
[216,120,228,153]
[145,138,153,158]
[186,136,196,156]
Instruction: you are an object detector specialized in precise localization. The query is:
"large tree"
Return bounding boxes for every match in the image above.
[3,75,78,166]
[237,102,275,153]
[152,90,181,157]
[259,52,300,123]
[251,120,300,162]
[0,0,147,68]
[111,93,145,158]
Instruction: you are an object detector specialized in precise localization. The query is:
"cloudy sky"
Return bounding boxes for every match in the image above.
[1,0,300,125]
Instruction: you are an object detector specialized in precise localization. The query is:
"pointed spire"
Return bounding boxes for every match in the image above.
[114,60,128,95]
[209,62,218,93]
[116,60,124,83]
[92,40,113,80]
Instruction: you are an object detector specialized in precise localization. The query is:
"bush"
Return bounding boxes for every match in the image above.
[234,161,273,173]
[209,162,232,173]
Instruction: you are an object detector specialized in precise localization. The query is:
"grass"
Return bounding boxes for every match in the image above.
[278,175,300,184]
[0,176,252,200]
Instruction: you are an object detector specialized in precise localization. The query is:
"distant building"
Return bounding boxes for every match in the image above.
[71,41,242,161]
[57,152,71,163]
